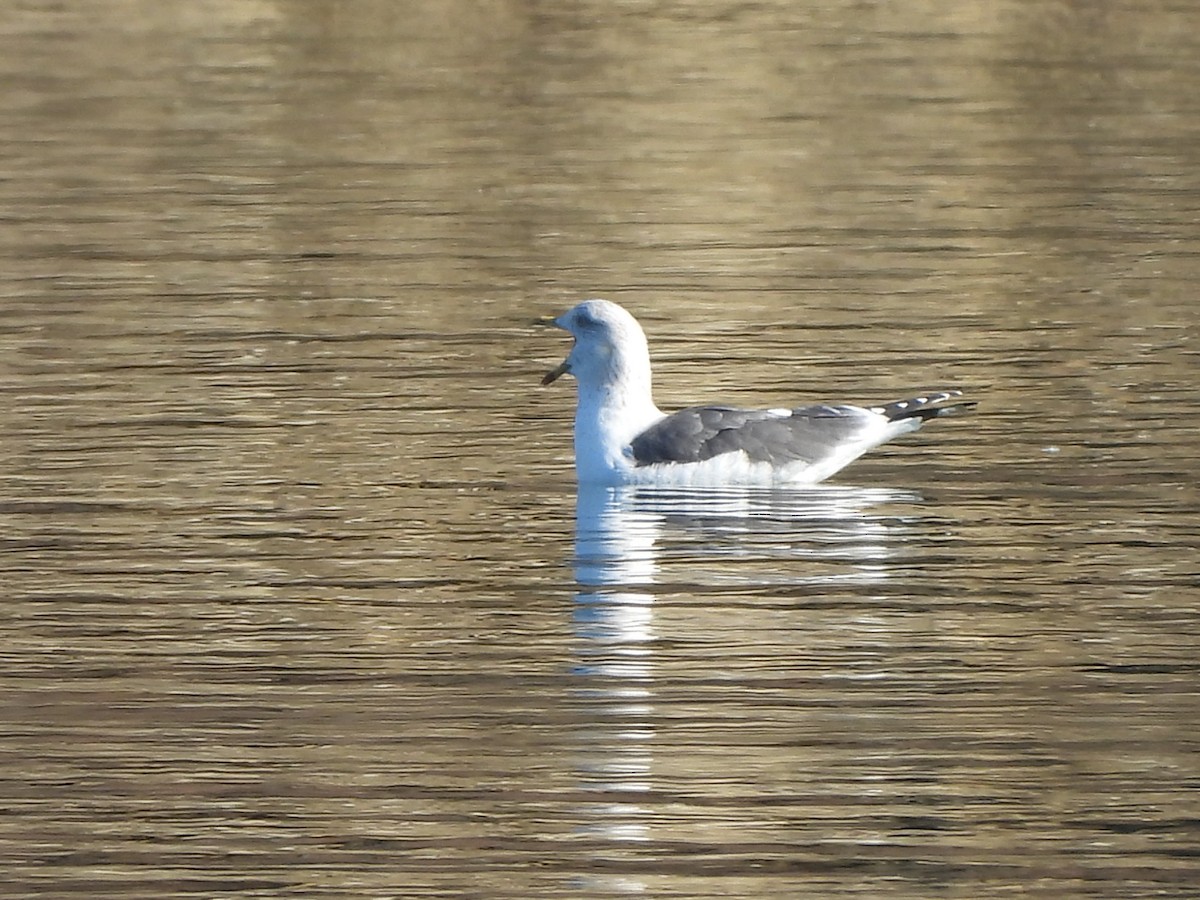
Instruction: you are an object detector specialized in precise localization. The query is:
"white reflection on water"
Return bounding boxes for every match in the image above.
[568,483,917,884]
[571,485,661,855]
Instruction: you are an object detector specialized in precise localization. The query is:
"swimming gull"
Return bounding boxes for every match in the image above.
[542,298,974,486]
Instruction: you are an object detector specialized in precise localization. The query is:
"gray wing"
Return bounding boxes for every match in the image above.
[628,405,876,468]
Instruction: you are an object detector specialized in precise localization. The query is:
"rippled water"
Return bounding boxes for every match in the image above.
[2,1,1198,897]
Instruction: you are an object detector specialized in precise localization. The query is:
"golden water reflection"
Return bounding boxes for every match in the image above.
[2,0,1198,896]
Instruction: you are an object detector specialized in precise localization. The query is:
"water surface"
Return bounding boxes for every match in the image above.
[1,1,1198,897]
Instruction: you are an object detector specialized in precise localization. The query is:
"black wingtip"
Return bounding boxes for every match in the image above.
[875,391,976,423]
[925,400,978,420]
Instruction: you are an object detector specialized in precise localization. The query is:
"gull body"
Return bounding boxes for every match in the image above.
[542,299,972,487]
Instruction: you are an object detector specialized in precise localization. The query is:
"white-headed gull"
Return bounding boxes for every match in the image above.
[542,298,973,486]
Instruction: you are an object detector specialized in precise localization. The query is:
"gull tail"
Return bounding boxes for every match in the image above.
[870,390,977,424]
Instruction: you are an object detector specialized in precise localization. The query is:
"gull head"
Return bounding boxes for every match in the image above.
[541,299,653,392]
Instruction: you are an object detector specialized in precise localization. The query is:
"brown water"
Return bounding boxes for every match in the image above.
[2,2,1198,897]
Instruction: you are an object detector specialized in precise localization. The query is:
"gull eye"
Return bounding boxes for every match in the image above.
[574,307,600,330]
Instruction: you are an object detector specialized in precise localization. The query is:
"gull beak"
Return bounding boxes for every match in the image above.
[538,311,570,385]
[541,359,570,386]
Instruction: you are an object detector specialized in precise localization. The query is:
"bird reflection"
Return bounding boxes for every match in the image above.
[567,483,916,888]
[571,484,660,843]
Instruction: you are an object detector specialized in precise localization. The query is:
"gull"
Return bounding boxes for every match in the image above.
[542,298,973,486]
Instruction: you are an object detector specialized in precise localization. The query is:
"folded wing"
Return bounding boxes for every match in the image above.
[628,404,880,468]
